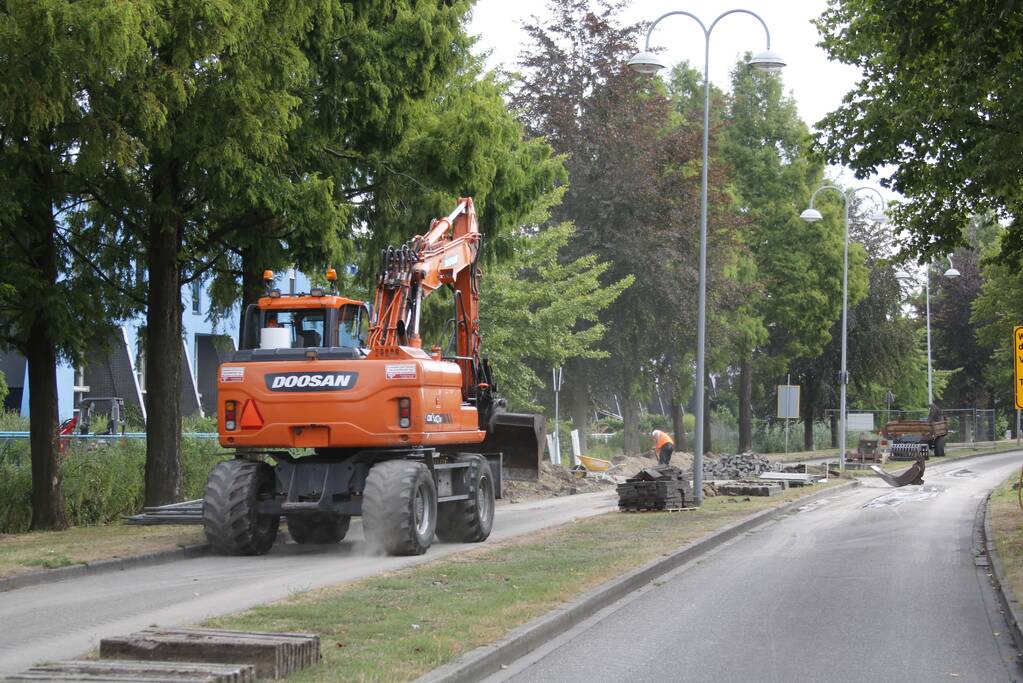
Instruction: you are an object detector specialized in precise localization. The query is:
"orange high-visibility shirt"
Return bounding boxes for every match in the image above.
[653,430,674,449]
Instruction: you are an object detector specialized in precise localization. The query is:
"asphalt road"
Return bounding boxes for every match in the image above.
[0,489,617,675]
[491,451,1023,683]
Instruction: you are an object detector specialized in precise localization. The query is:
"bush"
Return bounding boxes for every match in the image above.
[0,435,228,534]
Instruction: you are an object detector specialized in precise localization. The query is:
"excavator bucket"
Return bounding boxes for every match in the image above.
[482,412,545,481]
[869,457,925,487]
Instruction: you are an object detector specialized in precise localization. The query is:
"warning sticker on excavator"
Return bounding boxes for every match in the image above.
[220,367,245,383]
[386,363,417,380]
[1014,326,1023,409]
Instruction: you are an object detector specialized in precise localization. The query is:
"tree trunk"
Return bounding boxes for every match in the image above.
[24,154,66,530]
[803,380,816,451]
[670,396,686,452]
[144,161,183,507]
[567,358,589,452]
[27,321,65,530]
[238,246,265,346]
[738,354,752,452]
[622,395,640,456]
[702,368,712,454]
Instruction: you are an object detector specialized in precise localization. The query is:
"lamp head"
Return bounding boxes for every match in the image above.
[868,210,886,223]
[628,50,665,75]
[943,255,960,278]
[800,208,823,223]
[749,49,786,73]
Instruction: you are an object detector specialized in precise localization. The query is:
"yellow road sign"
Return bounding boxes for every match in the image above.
[1015,326,1023,410]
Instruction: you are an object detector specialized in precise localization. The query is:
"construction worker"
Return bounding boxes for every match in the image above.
[652,429,674,465]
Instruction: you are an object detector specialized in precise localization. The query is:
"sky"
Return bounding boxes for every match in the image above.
[467,0,874,189]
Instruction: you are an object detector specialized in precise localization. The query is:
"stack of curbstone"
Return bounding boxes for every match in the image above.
[617,466,695,511]
[702,452,772,480]
[718,480,785,497]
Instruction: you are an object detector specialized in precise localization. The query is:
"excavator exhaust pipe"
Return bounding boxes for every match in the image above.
[482,412,545,481]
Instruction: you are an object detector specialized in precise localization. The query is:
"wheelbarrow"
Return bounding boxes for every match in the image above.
[571,454,620,479]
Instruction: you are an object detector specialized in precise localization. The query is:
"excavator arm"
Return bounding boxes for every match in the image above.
[368,198,488,401]
[367,198,544,479]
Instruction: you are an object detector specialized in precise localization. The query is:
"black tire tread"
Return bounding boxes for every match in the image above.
[203,459,279,555]
[436,455,494,543]
[362,460,436,556]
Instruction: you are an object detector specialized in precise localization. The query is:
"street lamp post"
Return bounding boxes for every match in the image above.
[800,185,885,471]
[629,9,784,505]
[925,255,960,405]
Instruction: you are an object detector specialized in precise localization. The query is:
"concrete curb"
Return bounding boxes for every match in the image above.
[416,480,858,683]
[0,542,210,593]
[983,489,1023,655]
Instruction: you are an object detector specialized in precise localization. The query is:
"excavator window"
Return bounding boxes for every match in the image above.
[337,304,366,349]
[259,310,326,348]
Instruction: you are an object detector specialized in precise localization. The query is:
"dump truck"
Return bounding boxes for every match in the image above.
[881,417,948,460]
[203,198,544,556]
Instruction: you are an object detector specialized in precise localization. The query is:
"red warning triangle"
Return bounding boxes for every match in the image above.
[239,400,264,429]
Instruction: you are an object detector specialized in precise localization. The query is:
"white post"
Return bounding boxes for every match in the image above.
[552,367,563,466]
[570,429,581,467]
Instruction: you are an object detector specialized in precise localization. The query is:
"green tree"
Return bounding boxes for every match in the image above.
[0,0,150,528]
[719,56,861,450]
[480,221,632,410]
[973,227,1022,419]
[815,0,1023,264]
[514,0,714,454]
[76,0,342,506]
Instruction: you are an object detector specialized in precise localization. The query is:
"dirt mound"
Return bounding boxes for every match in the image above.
[615,452,694,477]
[501,461,613,503]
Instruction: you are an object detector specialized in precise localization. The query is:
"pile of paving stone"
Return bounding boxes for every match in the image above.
[702,451,772,480]
[617,465,695,511]
[718,480,785,497]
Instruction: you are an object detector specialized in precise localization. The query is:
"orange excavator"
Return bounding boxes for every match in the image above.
[203,198,544,556]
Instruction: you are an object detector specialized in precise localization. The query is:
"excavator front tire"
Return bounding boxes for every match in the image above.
[436,455,495,543]
[362,460,437,556]
[203,459,280,555]
[287,513,351,544]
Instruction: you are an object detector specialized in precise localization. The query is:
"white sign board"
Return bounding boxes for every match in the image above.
[777,385,800,419]
[847,412,874,432]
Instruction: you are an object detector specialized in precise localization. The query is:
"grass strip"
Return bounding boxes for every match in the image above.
[0,525,204,579]
[205,481,846,682]
[989,472,1023,610]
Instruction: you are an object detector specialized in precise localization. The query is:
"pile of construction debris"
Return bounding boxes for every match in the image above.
[617,465,695,511]
[501,461,612,503]
[702,451,772,480]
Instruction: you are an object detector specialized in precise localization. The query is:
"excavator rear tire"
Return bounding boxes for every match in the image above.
[362,459,437,556]
[287,513,351,544]
[436,455,494,543]
[203,459,280,555]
